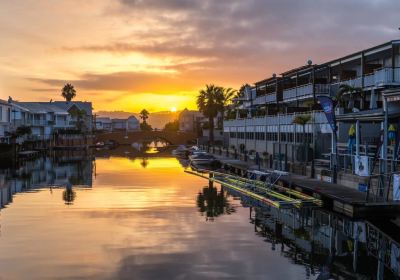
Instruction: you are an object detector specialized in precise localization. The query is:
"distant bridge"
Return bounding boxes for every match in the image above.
[94,131,197,145]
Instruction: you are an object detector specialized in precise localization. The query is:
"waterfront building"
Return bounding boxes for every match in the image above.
[6,99,93,143]
[0,99,12,143]
[178,108,203,133]
[223,40,400,173]
[111,116,140,131]
[95,117,112,132]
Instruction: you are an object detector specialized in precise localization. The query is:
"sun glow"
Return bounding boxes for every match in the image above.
[170,107,177,112]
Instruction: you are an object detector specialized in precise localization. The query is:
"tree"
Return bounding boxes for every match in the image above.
[15,126,32,137]
[197,84,224,144]
[163,120,179,131]
[61,83,76,102]
[237,84,251,99]
[140,122,152,131]
[70,109,87,132]
[63,187,76,205]
[221,87,237,106]
[139,109,150,124]
[196,185,235,221]
[335,84,364,110]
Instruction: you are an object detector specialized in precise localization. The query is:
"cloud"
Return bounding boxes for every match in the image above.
[63,0,400,80]
[28,71,199,93]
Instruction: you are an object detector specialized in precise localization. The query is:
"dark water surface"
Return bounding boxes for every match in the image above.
[0,154,399,279]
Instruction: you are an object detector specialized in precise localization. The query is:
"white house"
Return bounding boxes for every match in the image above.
[178,108,203,132]
[7,98,94,141]
[95,117,112,131]
[0,99,11,142]
[111,116,140,131]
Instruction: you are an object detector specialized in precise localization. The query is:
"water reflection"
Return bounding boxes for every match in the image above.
[196,185,236,221]
[0,155,400,279]
[0,152,93,209]
[226,187,400,279]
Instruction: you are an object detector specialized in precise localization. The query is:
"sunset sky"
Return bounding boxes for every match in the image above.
[0,0,399,112]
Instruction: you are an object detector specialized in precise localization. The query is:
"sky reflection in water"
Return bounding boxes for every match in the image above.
[0,157,311,280]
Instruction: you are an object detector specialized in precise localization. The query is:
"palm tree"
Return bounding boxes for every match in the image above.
[139,109,150,124]
[196,185,235,221]
[197,84,224,144]
[217,87,237,128]
[61,83,76,102]
[70,109,87,132]
[293,114,311,166]
[335,84,364,110]
[237,84,251,98]
[222,87,237,105]
[63,187,76,205]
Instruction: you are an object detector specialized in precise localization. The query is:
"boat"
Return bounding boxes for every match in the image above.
[188,150,208,161]
[185,169,322,209]
[172,145,189,157]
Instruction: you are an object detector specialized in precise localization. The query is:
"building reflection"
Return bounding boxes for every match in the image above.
[0,151,94,209]
[223,187,400,279]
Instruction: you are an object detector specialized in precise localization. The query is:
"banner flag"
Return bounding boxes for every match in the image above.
[317,96,337,132]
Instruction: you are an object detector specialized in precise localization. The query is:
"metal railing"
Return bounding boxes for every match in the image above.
[223,111,328,128]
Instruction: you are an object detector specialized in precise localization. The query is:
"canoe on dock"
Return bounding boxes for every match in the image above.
[185,169,322,209]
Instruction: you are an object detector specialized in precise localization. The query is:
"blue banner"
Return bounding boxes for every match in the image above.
[317,96,337,132]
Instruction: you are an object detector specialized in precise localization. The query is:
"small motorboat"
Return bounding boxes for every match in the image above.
[172,145,189,157]
[188,150,207,161]
[190,153,216,164]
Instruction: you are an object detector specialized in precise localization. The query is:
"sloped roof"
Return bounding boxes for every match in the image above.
[0,99,11,106]
[15,102,69,114]
[11,101,93,115]
[52,101,93,115]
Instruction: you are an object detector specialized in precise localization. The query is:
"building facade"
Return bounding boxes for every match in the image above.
[223,40,400,170]
[0,100,12,143]
[178,109,203,133]
[111,116,140,131]
[6,98,94,142]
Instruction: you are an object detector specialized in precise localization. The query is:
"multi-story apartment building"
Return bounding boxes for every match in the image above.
[7,99,93,141]
[0,99,12,143]
[224,40,400,170]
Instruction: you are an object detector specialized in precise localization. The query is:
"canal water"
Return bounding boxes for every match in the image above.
[0,153,399,279]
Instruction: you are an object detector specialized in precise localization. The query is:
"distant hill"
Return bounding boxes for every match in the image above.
[95,110,181,129]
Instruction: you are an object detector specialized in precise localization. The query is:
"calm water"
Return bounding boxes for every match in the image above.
[0,153,399,279]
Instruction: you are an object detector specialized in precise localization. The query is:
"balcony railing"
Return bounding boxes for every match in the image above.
[224,111,328,127]
[339,76,362,88]
[265,93,277,103]
[374,67,400,86]
[31,120,47,126]
[283,83,329,102]
[253,95,265,105]
[54,121,71,127]
[330,67,400,96]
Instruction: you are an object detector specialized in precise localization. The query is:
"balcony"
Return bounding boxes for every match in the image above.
[252,93,277,105]
[330,67,400,96]
[283,83,329,102]
[374,67,400,86]
[54,121,70,127]
[31,119,47,126]
[265,93,277,103]
[223,111,328,128]
[253,95,265,105]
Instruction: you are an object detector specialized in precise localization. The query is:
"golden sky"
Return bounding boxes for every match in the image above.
[0,0,398,112]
